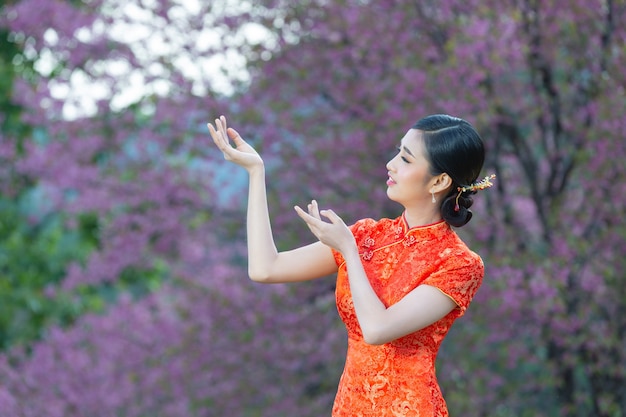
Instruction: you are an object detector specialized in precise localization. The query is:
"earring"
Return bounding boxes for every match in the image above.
[431,190,436,204]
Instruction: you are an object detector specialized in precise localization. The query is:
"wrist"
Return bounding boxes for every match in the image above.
[247,163,265,176]
[341,242,360,260]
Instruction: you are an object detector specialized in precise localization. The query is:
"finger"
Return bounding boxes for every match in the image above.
[209,124,241,163]
[212,119,221,140]
[227,128,246,147]
[294,206,321,229]
[320,208,344,225]
[294,205,312,222]
[215,118,228,143]
[220,115,229,141]
[294,206,317,233]
[294,206,321,239]
[308,199,322,220]
[215,118,224,137]
[207,123,225,148]
[208,123,230,151]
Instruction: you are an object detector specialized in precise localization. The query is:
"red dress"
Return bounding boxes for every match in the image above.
[331,215,484,417]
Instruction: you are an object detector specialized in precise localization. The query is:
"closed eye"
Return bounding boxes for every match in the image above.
[396,146,410,163]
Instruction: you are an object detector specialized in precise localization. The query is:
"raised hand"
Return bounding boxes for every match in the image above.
[207,115,263,171]
[294,200,357,254]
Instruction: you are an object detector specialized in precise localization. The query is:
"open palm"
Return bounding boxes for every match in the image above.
[208,116,263,170]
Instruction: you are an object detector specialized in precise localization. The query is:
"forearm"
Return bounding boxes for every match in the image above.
[342,248,388,344]
[343,247,457,345]
[246,166,279,281]
[293,203,457,344]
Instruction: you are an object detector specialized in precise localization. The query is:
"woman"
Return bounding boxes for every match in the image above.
[208,114,494,416]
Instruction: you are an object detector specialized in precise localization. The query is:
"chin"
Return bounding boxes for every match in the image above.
[386,188,399,202]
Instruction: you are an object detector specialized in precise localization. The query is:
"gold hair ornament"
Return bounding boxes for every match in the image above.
[454,174,496,212]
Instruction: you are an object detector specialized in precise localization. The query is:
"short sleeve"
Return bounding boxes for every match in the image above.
[331,218,377,267]
[422,250,484,316]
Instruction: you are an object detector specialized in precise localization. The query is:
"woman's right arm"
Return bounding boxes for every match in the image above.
[208,116,337,283]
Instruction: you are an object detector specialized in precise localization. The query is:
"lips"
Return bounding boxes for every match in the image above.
[386,176,396,186]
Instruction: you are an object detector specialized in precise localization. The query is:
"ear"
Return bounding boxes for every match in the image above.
[430,173,453,194]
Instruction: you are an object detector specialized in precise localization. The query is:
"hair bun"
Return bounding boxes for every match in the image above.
[441,194,473,227]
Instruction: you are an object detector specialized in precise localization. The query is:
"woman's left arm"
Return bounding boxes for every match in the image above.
[295,201,457,345]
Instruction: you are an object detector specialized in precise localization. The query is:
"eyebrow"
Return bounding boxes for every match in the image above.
[402,145,415,158]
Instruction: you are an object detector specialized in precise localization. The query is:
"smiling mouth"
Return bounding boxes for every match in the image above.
[386,177,396,186]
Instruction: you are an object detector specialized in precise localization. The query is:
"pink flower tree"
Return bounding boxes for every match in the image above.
[210,1,626,415]
[1,1,345,415]
[1,0,625,415]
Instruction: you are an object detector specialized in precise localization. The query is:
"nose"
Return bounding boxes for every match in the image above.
[386,155,396,172]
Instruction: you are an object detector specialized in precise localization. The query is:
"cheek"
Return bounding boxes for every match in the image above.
[407,168,425,183]
[406,168,431,191]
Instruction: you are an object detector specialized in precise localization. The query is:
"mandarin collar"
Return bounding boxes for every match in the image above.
[399,212,449,237]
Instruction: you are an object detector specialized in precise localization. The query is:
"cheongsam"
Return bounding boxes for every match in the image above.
[331,215,484,417]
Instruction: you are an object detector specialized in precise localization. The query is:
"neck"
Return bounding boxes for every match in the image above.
[403,207,443,228]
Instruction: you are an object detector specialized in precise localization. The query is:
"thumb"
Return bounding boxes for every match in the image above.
[227,128,245,146]
[320,209,343,224]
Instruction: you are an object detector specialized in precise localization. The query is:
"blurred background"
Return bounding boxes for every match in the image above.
[0,0,624,416]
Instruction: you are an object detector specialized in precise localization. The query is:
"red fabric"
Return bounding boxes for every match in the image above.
[331,215,484,416]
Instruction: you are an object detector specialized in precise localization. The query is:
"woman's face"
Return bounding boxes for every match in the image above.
[385,129,434,208]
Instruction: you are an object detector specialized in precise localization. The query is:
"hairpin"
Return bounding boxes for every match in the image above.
[454,174,496,212]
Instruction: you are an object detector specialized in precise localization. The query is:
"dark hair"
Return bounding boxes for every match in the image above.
[412,114,485,227]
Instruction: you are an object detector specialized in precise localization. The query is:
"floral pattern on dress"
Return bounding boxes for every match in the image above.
[331,215,484,416]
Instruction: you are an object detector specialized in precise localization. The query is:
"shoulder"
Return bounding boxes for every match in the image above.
[423,232,485,313]
[350,217,378,233]
[438,232,484,277]
[349,217,404,249]
[451,248,484,277]
[350,217,398,237]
